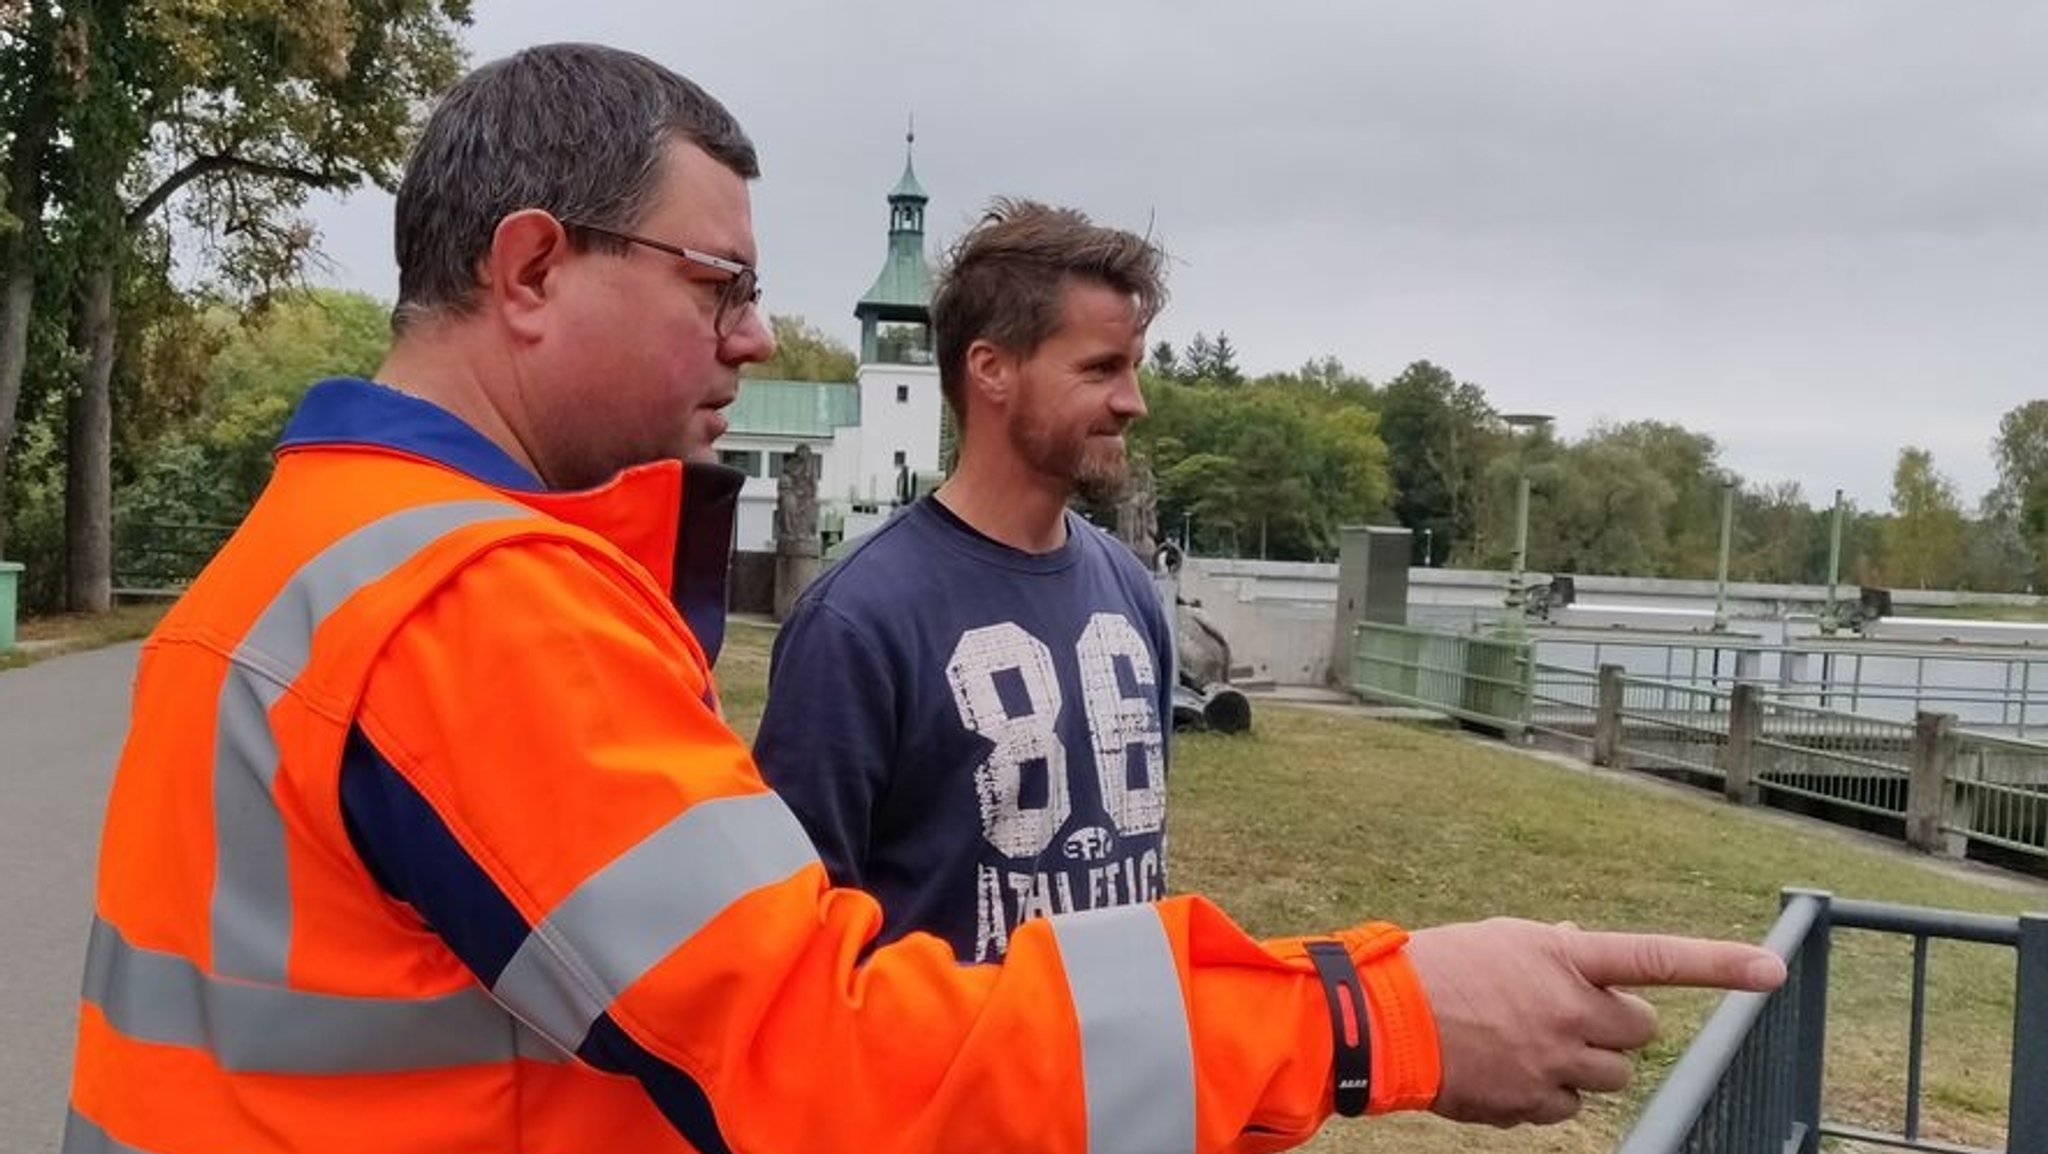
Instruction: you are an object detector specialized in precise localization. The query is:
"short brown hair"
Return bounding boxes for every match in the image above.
[930,198,1167,425]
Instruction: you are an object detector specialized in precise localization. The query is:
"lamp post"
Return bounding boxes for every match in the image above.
[1820,488,1846,635]
[1422,527,1434,568]
[1499,413,1554,636]
[1712,479,1735,632]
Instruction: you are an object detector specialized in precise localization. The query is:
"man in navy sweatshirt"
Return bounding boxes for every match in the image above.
[755,199,1171,961]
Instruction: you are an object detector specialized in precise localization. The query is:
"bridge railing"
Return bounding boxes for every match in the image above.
[1597,668,2048,864]
[1614,889,2048,1154]
[1527,661,1600,757]
[1606,674,1737,782]
[1539,631,2048,738]
[1748,694,1918,820]
[1952,731,2048,859]
[1350,622,1532,736]
[1354,624,2048,863]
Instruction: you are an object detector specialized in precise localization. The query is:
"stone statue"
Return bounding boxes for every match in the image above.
[773,444,820,551]
[1110,459,1158,562]
[773,445,822,621]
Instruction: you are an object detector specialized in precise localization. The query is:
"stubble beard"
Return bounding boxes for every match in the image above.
[1010,403,1129,505]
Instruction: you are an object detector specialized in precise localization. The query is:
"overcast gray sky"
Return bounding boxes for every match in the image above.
[305,0,2048,511]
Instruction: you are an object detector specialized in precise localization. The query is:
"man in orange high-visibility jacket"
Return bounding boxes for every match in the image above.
[66,43,1784,1154]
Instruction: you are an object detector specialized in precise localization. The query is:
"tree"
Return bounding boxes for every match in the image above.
[1881,446,1966,589]
[1181,332,1215,382]
[1134,372,1389,560]
[1376,361,1499,566]
[1172,330,1244,385]
[1594,421,1730,577]
[1962,497,2034,593]
[4,0,467,610]
[115,290,390,586]
[1251,355,1373,403]
[744,315,858,382]
[1730,481,1821,584]
[1206,331,1243,385]
[1991,400,2048,587]
[0,0,59,559]
[1528,436,1675,577]
[1148,339,1179,378]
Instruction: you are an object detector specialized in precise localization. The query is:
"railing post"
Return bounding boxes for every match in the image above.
[1786,888,1832,1154]
[1349,623,1369,697]
[1725,682,1762,805]
[2012,915,2048,1154]
[1906,711,1964,857]
[1516,640,1535,738]
[1593,663,1625,766]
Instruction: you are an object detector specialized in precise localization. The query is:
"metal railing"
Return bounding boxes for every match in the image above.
[1350,622,1533,735]
[1953,732,2048,859]
[1611,675,1736,781]
[1527,661,1600,755]
[1615,889,2048,1154]
[1750,696,1917,819]
[113,520,234,594]
[1353,624,2048,863]
[1539,630,2048,739]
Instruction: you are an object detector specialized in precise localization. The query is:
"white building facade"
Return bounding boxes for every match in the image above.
[722,136,942,552]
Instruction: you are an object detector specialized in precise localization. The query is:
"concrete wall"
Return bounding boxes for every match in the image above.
[1179,556,2048,688]
[1178,558,1345,685]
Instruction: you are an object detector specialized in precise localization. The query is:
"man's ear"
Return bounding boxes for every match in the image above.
[483,209,575,340]
[963,338,1014,411]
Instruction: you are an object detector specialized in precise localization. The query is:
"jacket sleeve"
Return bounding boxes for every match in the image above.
[751,596,895,891]
[347,539,1441,1154]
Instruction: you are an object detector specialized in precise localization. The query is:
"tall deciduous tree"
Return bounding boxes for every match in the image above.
[1991,400,2048,586]
[1376,360,1498,566]
[1528,434,1675,577]
[744,315,859,382]
[1731,481,1822,584]
[42,0,467,609]
[0,0,60,559]
[1136,371,1389,559]
[118,289,390,540]
[1882,446,1966,589]
[1595,421,1730,577]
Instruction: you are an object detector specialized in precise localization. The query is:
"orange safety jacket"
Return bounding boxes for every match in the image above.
[66,378,1441,1154]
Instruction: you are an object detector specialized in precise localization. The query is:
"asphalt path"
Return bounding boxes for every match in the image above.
[0,644,137,1154]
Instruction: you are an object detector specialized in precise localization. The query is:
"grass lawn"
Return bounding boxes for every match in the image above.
[1162,711,2038,1154]
[717,620,2041,1154]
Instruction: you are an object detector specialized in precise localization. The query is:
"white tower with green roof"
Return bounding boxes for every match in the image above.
[838,126,942,514]
[717,131,944,554]
[854,125,934,364]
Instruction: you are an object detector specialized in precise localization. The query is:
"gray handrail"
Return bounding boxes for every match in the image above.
[1611,891,1824,1154]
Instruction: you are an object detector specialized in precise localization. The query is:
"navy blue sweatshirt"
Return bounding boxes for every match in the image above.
[754,498,1173,962]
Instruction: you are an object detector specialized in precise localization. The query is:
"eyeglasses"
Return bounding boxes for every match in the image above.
[561,220,762,341]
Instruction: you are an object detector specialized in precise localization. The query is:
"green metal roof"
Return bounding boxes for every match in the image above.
[725,379,860,438]
[860,134,933,315]
[858,232,933,314]
[890,151,927,202]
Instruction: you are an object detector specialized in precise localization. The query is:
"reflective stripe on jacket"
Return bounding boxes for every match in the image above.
[68,408,1439,1154]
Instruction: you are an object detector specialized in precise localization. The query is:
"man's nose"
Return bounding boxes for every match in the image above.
[721,306,777,366]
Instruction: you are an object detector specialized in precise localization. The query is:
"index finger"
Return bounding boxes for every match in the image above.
[1565,931,1787,992]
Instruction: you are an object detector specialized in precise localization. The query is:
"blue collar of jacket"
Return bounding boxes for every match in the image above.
[278,377,742,665]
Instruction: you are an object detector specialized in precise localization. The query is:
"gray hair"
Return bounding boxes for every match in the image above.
[391,43,758,332]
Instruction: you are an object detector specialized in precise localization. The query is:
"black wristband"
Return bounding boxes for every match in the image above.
[1305,940,1372,1117]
